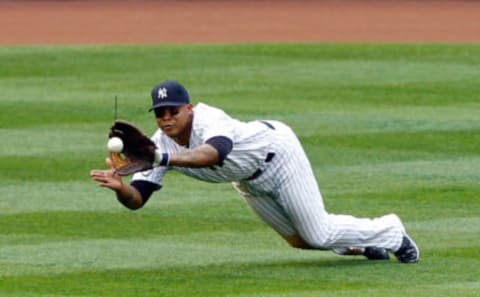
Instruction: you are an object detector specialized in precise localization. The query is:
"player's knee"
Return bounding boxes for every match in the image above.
[302,236,333,250]
[283,234,314,250]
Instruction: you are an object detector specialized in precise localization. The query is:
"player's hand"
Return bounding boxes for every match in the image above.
[90,158,124,191]
[108,120,157,176]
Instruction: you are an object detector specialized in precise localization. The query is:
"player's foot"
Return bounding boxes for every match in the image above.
[394,234,420,263]
[333,247,390,260]
[363,247,390,260]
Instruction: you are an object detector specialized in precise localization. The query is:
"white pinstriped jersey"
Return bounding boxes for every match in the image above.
[132,102,406,253]
[132,103,275,186]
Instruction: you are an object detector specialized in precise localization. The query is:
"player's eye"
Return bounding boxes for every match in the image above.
[154,109,164,118]
[170,107,180,116]
[154,107,180,118]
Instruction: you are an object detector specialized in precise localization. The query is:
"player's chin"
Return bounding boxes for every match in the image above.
[161,124,173,132]
[162,126,178,137]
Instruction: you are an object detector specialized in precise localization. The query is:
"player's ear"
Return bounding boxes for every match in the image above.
[186,104,193,114]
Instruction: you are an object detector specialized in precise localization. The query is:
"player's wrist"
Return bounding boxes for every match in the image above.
[113,179,127,194]
[153,150,170,166]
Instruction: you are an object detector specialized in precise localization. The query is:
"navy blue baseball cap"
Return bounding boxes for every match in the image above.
[149,80,190,111]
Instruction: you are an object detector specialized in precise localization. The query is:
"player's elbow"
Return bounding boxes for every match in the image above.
[117,197,146,210]
[123,202,145,210]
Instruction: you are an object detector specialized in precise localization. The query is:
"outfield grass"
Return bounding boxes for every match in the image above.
[0,44,479,296]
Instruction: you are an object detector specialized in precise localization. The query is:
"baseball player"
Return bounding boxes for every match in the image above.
[90,80,419,263]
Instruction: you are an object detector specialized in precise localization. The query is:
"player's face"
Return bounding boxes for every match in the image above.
[154,104,193,143]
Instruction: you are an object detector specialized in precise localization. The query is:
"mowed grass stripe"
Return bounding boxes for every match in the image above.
[289,104,480,136]
[320,157,480,182]
[0,233,327,273]
[231,284,480,297]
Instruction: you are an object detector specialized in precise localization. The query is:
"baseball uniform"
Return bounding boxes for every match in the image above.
[132,102,406,252]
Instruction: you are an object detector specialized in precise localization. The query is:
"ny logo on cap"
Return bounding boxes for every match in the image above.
[157,87,168,100]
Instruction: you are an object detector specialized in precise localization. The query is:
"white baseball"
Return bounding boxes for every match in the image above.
[107,137,124,153]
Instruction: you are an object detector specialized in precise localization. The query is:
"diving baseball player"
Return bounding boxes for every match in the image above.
[90,80,419,263]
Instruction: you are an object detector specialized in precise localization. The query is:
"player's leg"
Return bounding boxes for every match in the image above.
[270,121,409,252]
[232,182,389,260]
[278,168,418,261]
[232,181,323,250]
[273,136,419,263]
[232,181,300,246]
[275,156,405,251]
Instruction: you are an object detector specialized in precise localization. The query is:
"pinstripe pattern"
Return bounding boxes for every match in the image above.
[134,103,405,251]
[133,103,275,185]
[232,182,296,236]
[234,121,405,251]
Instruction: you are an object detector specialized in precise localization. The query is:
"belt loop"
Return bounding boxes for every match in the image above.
[245,152,276,181]
[246,169,263,181]
[265,152,275,163]
[260,120,275,130]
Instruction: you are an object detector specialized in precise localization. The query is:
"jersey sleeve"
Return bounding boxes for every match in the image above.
[131,161,168,186]
[131,130,169,186]
[130,180,161,204]
[193,103,237,144]
[205,136,233,164]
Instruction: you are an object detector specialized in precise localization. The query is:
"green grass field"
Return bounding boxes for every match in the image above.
[1,44,479,296]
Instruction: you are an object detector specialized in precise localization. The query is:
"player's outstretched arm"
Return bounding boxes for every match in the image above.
[168,143,220,168]
[90,158,145,209]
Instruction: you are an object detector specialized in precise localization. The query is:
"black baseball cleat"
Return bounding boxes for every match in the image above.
[363,247,390,260]
[333,247,390,260]
[394,234,420,263]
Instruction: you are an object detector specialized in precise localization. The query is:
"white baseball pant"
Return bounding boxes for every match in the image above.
[233,121,404,251]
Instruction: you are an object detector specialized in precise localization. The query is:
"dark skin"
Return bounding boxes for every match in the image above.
[90,104,313,249]
[90,104,220,209]
[155,104,221,168]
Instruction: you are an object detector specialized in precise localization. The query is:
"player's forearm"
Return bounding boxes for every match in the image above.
[115,183,144,210]
[168,144,219,168]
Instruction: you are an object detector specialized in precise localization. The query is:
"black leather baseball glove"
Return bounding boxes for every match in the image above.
[108,120,157,176]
